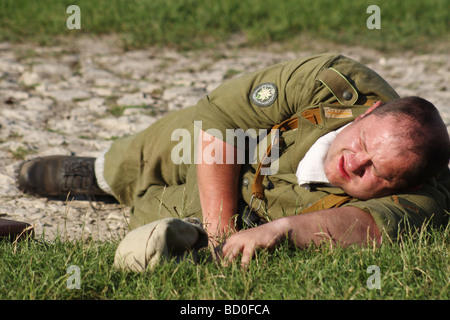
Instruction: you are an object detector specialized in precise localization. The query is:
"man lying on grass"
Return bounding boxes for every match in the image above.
[220,96,450,266]
[18,54,450,268]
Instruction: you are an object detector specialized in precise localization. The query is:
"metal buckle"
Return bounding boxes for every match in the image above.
[249,194,262,212]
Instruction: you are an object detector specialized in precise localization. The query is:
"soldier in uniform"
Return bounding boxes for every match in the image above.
[18,53,450,264]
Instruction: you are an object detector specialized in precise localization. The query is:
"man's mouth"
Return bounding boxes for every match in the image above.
[337,155,351,180]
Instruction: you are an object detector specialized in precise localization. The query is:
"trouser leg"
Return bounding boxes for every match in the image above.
[99,107,202,230]
[128,164,201,230]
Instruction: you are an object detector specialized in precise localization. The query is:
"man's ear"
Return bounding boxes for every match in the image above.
[355,101,383,121]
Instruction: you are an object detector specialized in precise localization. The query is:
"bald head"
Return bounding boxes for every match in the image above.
[367,96,450,187]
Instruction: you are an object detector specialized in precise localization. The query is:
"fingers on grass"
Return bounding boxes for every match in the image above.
[240,244,256,268]
[222,245,240,266]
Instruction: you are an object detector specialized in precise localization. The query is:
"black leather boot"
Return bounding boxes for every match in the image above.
[17,156,113,198]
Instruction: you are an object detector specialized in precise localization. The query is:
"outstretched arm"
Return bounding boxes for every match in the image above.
[221,206,381,267]
[196,129,242,243]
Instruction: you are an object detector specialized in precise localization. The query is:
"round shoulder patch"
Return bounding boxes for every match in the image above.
[250,82,278,107]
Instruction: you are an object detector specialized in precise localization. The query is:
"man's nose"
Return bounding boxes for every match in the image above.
[347,153,371,176]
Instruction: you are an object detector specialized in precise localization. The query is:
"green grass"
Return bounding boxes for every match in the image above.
[0,223,448,300]
[0,0,448,51]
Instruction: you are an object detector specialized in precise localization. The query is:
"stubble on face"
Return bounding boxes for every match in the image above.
[323,115,418,200]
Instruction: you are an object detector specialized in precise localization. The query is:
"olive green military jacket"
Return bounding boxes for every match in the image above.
[105,53,449,238]
[193,53,449,239]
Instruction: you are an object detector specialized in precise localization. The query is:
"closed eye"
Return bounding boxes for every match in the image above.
[361,130,382,179]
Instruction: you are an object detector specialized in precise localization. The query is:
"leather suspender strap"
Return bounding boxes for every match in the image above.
[298,194,352,214]
[250,117,298,202]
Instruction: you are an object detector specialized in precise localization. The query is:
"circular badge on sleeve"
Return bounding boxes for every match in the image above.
[250,82,278,107]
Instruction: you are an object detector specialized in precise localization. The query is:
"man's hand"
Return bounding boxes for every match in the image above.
[221,206,381,267]
[221,218,289,267]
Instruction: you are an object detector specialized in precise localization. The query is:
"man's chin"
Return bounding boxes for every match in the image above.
[329,178,377,200]
[344,188,394,200]
[345,192,370,200]
[339,186,371,200]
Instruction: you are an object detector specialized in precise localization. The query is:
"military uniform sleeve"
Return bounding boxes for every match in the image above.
[343,172,450,240]
[193,53,337,139]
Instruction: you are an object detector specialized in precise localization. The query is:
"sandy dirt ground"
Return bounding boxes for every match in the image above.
[0,36,448,241]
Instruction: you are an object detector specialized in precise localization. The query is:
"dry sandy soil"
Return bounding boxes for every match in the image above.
[0,36,448,241]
